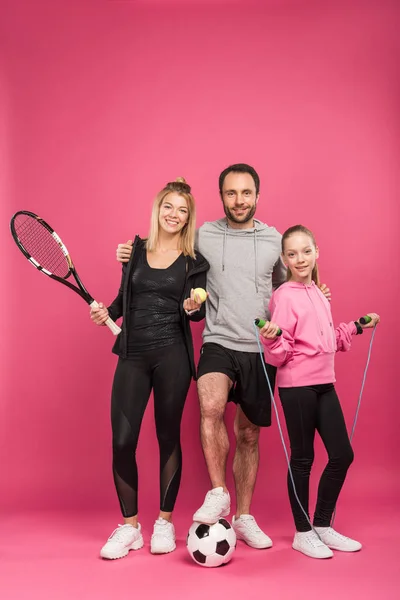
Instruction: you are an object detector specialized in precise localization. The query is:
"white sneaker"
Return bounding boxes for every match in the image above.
[232,515,273,549]
[100,524,144,560]
[150,518,176,554]
[314,527,362,552]
[292,530,334,559]
[193,487,231,524]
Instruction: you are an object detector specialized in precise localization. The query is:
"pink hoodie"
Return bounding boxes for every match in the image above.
[261,281,357,387]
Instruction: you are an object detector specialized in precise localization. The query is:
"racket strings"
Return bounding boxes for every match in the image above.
[14,214,70,278]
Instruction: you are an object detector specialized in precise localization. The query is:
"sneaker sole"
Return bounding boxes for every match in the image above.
[324,543,362,552]
[150,543,176,555]
[100,536,144,560]
[192,507,230,525]
[235,534,273,549]
[292,541,333,559]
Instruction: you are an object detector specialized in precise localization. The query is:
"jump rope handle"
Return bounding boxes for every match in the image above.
[359,315,372,325]
[254,318,282,336]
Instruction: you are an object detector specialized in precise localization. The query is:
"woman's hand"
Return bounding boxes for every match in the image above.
[183,288,208,313]
[90,302,109,325]
[259,321,281,339]
[116,240,133,263]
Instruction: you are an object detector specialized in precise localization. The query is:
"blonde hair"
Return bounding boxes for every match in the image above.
[281,224,320,286]
[146,177,196,258]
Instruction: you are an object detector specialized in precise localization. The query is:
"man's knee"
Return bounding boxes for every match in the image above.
[235,421,260,448]
[197,373,231,421]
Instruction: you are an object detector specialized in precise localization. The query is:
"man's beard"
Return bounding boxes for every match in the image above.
[224,203,257,225]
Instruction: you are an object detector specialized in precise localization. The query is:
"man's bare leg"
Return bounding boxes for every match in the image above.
[233,406,260,517]
[197,372,232,490]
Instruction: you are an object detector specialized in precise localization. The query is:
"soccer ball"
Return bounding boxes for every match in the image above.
[187,519,236,567]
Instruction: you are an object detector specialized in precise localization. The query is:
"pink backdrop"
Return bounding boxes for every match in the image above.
[1,0,399,523]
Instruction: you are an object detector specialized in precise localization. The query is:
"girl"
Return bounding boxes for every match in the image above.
[91,178,209,559]
[259,225,379,559]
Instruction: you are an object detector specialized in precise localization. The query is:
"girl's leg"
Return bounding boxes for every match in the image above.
[279,386,318,532]
[313,384,354,527]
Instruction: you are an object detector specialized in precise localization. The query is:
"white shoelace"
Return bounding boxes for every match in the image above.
[304,532,326,548]
[239,517,262,533]
[203,489,224,508]
[108,524,133,543]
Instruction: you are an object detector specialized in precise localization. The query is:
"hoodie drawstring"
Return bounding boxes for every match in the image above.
[222,224,227,271]
[254,229,259,293]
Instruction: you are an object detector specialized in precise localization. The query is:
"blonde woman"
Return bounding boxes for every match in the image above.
[91,178,209,559]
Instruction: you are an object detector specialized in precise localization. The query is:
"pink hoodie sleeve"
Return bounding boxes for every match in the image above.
[260,292,297,367]
[335,321,357,352]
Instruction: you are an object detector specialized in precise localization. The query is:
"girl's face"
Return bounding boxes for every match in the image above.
[158,193,189,235]
[282,232,319,284]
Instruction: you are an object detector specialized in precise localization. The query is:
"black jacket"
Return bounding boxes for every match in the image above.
[107,236,209,379]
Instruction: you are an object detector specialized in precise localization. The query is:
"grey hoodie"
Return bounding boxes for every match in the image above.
[195,218,286,352]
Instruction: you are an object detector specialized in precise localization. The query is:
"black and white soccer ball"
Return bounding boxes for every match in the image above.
[187,519,236,567]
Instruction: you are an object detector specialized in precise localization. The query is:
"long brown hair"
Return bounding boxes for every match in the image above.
[146,177,196,258]
[281,225,320,286]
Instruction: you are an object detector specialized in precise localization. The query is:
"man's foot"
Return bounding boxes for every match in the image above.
[292,530,333,559]
[150,518,176,554]
[232,515,273,549]
[193,487,231,524]
[100,524,144,560]
[314,527,362,552]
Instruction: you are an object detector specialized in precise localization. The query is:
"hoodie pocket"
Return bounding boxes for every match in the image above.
[215,297,229,327]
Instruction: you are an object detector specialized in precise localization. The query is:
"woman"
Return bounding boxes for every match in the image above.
[91,178,209,559]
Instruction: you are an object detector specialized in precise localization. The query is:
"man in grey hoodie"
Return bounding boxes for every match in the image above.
[116,164,330,550]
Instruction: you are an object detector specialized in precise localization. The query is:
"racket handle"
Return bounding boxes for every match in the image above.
[90,300,121,336]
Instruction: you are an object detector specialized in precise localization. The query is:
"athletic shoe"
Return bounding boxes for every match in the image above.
[232,514,273,549]
[193,487,231,524]
[292,530,334,559]
[314,527,362,552]
[150,518,176,554]
[100,523,144,560]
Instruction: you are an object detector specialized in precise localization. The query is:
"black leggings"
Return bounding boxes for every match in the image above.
[111,343,192,517]
[279,383,354,532]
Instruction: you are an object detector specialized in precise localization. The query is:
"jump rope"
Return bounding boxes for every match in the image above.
[253,315,377,534]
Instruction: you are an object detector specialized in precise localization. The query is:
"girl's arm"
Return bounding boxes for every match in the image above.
[259,293,297,367]
[184,271,208,322]
[335,322,357,352]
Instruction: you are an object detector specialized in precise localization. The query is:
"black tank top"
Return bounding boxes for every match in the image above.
[127,247,186,355]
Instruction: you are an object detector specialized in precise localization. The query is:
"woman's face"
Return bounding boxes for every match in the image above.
[158,193,189,235]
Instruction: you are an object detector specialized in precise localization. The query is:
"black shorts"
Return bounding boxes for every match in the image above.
[197,342,276,427]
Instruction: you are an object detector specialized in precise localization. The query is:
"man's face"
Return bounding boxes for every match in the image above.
[221,172,259,227]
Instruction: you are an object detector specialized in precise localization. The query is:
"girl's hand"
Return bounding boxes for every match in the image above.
[90,302,109,325]
[361,313,380,328]
[183,288,208,313]
[259,321,281,339]
[320,283,331,302]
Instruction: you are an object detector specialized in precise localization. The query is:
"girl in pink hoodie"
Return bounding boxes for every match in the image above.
[259,225,379,560]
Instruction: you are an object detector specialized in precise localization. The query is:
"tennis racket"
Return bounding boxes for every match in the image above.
[10,210,121,335]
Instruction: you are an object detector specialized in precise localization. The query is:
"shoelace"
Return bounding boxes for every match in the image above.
[203,490,223,508]
[108,524,132,542]
[305,532,326,548]
[326,528,348,541]
[152,521,173,539]
[239,517,262,533]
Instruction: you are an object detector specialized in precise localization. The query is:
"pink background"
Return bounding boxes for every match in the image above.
[1,0,399,530]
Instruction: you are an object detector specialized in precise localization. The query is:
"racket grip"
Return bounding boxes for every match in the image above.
[90,300,121,336]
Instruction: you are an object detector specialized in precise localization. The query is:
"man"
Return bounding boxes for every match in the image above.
[116,164,330,549]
